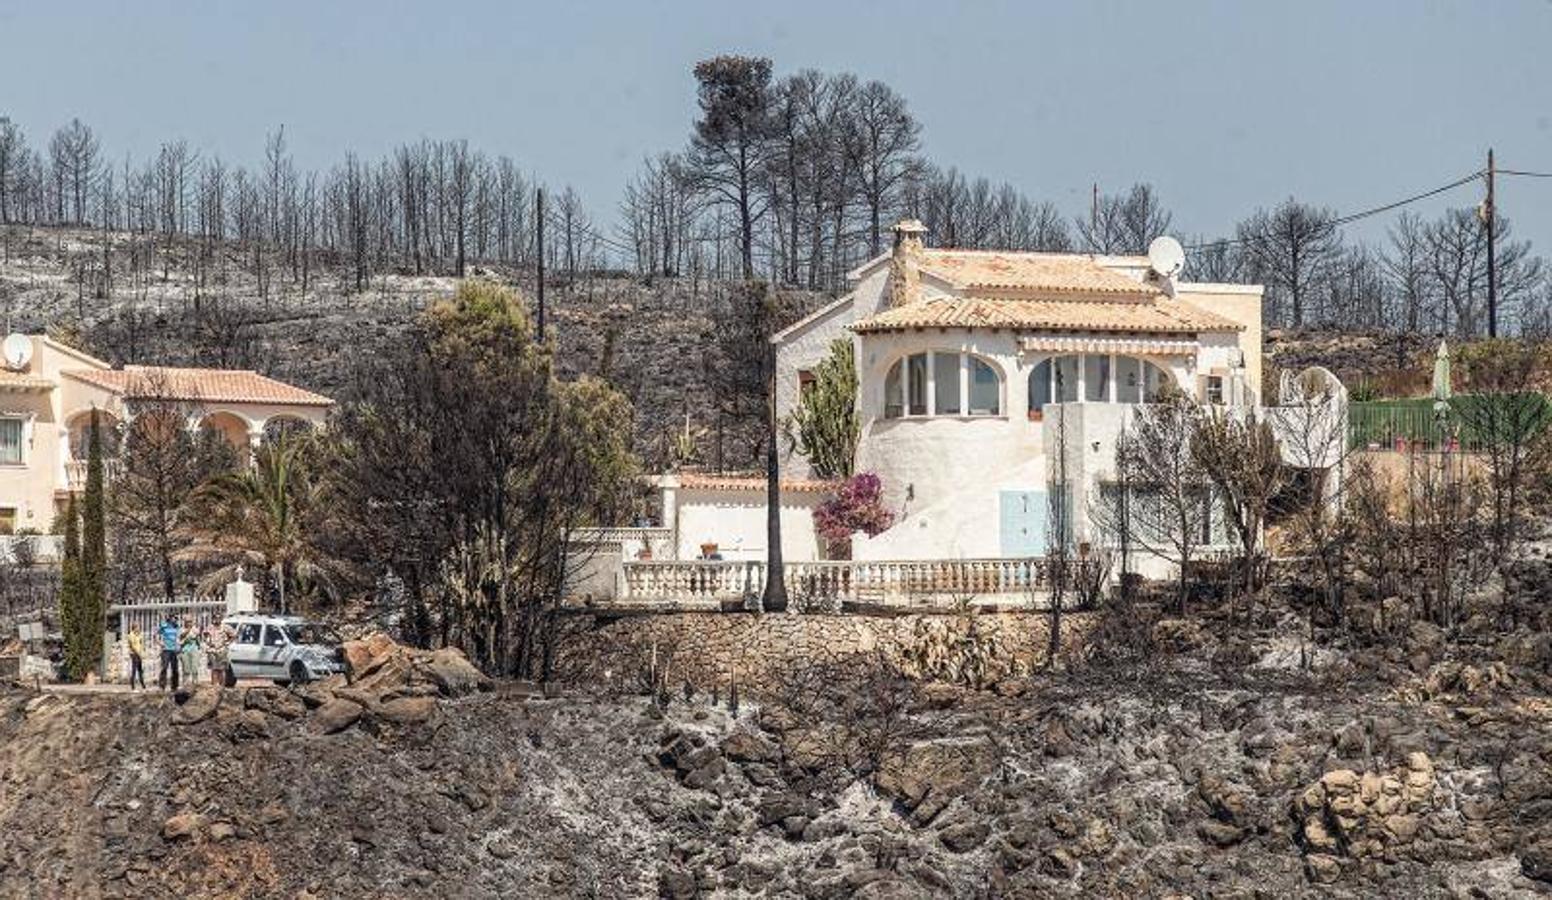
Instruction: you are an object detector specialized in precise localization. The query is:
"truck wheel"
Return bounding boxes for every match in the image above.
[289,661,311,686]
[223,665,237,688]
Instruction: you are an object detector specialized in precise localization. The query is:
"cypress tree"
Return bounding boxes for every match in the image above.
[79,410,108,679]
[58,495,85,680]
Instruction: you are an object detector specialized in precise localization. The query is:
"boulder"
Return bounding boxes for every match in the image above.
[376,696,437,727]
[938,821,989,853]
[1305,853,1342,884]
[171,686,221,725]
[162,812,203,842]
[720,729,779,765]
[339,633,490,700]
[310,698,364,735]
[1522,839,1552,884]
[243,687,307,720]
[342,632,397,678]
[875,736,999,823]
[426,648,490,696]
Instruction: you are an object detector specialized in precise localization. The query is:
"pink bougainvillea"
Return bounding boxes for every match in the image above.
[813,472,895,544]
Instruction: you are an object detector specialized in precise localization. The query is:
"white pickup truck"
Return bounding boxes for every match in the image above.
[222,614,346,686]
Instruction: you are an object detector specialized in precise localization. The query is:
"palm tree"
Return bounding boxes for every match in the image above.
[180,432,341,613]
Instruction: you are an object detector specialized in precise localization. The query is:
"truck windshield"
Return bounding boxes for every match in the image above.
[284,623,341,646]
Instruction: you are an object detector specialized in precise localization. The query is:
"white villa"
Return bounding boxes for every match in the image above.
[0,333,332,541]
[771,220,1264,562]
[581,218,1343,606]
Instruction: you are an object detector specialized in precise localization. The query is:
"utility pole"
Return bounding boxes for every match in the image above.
[1090,183,1099,253]
[536,187,546,341]
[1485,148,1497,339]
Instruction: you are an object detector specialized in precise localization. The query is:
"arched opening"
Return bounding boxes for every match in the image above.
[883,351,1003,419]
[66,410,123,460]
[199,411,252,454]
[1028,354,1172,415]
[261,415,314,445]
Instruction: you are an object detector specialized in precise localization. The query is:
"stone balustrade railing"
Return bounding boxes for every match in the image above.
[618,557,1050,606]
[62,459,122,492]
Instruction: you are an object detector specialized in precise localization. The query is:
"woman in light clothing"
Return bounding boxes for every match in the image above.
[179,617,202,684]
[204,621,233,686]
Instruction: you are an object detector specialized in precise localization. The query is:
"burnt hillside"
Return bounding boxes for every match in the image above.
[0,225,830,470]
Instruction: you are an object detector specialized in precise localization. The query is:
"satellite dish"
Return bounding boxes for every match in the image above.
[1147,236,1186,279]
[1,334,31,372]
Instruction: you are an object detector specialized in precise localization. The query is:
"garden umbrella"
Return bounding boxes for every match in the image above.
[1432,340,1452,404]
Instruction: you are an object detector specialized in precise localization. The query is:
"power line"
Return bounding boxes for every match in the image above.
[1500,168,1552,178]
[1187,169,1484,250]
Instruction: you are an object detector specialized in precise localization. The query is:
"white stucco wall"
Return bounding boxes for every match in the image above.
[767,250,1270,566]
[673,488,825,562]
[849,327,1204,561]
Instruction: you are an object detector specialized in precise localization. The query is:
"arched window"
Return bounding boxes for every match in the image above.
[882,352,1003,419]
[884,360,904,419]
[969,357,1000,415]
[1028,354,1172,413]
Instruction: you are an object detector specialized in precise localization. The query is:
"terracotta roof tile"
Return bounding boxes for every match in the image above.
[918,249,1159,297]
[65,366,333,406]
[851,296,1243,335]
[678,474,836,494]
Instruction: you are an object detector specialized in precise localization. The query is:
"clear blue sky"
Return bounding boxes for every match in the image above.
[3,0,1551,252]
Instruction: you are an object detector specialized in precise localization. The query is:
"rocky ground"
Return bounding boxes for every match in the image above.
[3,607,1552,898]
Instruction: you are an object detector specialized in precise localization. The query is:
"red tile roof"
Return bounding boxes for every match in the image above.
[851,296,1243,335]
[917,249,1160,297]
[64,366,333,407]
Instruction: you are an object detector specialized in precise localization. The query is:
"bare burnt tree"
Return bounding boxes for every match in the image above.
[1424,208,1543,337]
[111,375,241,602]
[1190,407,1287,614]
[1269,369,1355,625]
[1384,212,1432,334]
[1077,183,1173,255]
[687,55,775,280]
[1235,199,1342,328]
[849,79,922,258]
[48,118,100,225]
[0,117,23,224]
[1449,339,1552,568]
[1113,395,1212,615]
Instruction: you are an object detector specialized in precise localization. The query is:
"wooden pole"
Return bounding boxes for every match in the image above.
[536,187,546,340]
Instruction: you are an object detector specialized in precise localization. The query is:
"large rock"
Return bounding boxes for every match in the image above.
[376,696,436,727]
[340,633,491,700]
[425,648,489,696]
[243,687,307,720]
[720,729,779,765]
[162,812,203,842]
[310,698,364,735]
[875,736,1000,824]
[1522,839,1552,884]
[342,632,398,678]
[171,686,222,725]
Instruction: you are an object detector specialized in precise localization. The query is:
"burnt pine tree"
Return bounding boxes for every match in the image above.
[688,55,774,280]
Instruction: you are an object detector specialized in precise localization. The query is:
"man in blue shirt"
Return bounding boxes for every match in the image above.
[157,615,182,691]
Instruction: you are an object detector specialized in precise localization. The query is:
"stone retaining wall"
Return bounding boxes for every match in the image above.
[556,610,1094,695]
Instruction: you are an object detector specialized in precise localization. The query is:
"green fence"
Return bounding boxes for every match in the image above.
[1348,395,1552,452]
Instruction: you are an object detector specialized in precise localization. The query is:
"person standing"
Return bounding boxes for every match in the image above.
[179,616,202,685]
[157,615,181,691]
[125,624,147,690]
[203,620,233,686]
